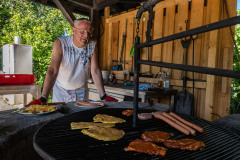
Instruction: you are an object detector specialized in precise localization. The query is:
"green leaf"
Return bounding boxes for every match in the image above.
[130,44,134,56]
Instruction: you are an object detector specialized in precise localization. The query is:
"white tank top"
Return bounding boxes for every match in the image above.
[56,35,96,90]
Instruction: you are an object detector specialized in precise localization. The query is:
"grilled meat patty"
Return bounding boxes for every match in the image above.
[141,131,174,143]
[164,139,205,151]
[124,139,167,156]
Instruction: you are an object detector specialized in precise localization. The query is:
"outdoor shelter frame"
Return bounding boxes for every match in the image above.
[132,0,240,127]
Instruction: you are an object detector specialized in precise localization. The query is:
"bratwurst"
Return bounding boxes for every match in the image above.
[152,112,191,135]
[170,112,203,132]
[161,112,196,135]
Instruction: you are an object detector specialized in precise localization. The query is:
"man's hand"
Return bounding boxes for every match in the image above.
[104,96,118,102]
[25,96,47,107]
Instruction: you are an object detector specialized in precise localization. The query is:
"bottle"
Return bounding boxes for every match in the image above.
[158,72,164,87]
[164,71,170,88]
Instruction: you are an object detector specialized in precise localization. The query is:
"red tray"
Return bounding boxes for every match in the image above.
[0,74,35,85]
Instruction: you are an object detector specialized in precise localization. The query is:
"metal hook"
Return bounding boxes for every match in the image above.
[181,20,190,41]
[191,34,198,40]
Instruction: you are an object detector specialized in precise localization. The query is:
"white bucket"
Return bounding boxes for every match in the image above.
[14,36,20,44]
[101,70,109,82]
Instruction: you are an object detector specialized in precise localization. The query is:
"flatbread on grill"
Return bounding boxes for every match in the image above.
[93,114,126,123]
[20,105,56,114]
[71,122,115,130]
[81,126,125,141]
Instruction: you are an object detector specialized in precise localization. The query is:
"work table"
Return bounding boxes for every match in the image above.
[88,83,178,110]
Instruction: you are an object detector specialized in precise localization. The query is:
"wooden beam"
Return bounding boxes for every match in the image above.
[90,8,100,40]
[111,4,123,14]
[93,0,97,8]
[95,0,119,10]
[106,9,138,23]
[68,0,92,9]
[119,0,141,3]
[53,0,75,26]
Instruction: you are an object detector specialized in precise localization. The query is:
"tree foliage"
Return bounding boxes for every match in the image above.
[230,10,240,114]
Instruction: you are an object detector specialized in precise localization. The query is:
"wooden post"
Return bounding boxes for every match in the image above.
[102,7,110,70]
[151,8,164,75]
[204,0,221,121]
[172,0,189,80]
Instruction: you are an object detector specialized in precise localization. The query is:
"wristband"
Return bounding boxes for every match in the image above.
[41,94,48,101]
[100,93,107,100]
[40,97,47,103]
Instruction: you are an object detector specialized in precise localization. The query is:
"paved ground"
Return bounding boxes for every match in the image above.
[0,96,22,111]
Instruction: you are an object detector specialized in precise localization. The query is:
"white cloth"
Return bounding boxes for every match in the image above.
[52,81,89,102]
[52,35,95,102]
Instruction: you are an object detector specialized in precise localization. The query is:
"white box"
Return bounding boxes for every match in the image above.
[3,44,32,74]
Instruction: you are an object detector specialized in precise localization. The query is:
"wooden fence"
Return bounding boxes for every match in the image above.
[98,0,237,121]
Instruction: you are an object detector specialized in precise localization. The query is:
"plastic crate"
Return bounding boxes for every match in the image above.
[0,74,35,85]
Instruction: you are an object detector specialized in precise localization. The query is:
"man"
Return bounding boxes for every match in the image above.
[26,18,117,106]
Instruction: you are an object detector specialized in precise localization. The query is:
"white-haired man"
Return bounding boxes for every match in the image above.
[26,18,117,106]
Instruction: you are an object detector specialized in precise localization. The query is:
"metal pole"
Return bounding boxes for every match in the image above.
[138,60,240,79]
[138,16,240,48]
[133,36,140,127]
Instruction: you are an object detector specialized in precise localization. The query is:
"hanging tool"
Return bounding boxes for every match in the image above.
[191,34,198,115]
[112,19,128,71]
[174,20,193,115]
[119,32,127,64]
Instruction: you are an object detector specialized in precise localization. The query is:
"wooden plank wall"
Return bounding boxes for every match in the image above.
[98,0,237,121]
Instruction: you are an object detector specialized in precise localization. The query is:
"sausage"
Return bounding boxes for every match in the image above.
[162,112,196,135]
[170,112,203,132]
[138,113,153,120]
[152,112,190,135]
[76,100,104,107]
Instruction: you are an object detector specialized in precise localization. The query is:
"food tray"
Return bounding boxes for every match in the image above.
[0,74,35,85]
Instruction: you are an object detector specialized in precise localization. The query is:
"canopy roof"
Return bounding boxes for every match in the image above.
[27,0,144,16]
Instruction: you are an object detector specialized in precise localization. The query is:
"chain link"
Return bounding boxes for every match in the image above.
[136,19,140,37]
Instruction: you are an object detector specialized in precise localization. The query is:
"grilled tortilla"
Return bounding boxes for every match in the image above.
[71,122,115,130]
[93,114,126,123]
[20,105,56,114]
[81,126,125,141]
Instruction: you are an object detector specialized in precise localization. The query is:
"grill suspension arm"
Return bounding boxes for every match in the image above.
[133,0,156,127]
[135,15,240,79]
[133,22,140,128]
[133,0,240,128]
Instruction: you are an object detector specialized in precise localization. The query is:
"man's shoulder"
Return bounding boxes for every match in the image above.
[58,35,73,40]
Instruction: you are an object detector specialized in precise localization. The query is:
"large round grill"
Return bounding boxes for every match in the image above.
[34,108,240,160]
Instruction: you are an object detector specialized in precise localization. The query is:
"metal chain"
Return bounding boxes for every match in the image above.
[136,19,140,37]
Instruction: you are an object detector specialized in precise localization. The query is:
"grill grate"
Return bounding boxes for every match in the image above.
[34,108,240,160]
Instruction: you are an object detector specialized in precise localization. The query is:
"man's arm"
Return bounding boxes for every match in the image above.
[90,47,105,98]
[42,39,63,98]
